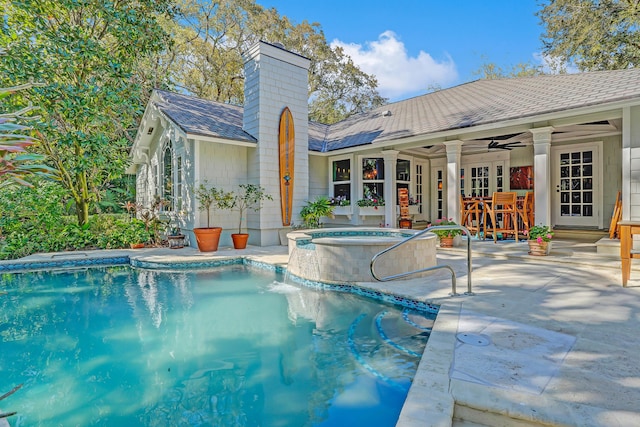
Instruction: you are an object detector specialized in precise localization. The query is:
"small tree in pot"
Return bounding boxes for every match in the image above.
[229,184,273,249]
[193,181,233,252]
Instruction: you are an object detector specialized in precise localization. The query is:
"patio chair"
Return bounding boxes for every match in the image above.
[485,191,518,243]
[516,191,534,235]
[461,195,482,237]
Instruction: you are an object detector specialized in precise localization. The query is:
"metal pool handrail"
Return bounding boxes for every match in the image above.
[370,225,474,296]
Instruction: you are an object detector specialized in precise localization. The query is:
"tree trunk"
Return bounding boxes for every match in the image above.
[74,171,91,225]
[75,197,90,226]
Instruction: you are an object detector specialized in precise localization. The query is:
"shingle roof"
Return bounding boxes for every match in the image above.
[154,90,256,143]
[154,68,640,151]
[321,68,640,151]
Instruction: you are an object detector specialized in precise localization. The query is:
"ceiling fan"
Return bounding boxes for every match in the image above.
[488,140,526,150]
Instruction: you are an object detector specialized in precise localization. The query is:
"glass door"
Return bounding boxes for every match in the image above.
[552,142,601,227]
[414,161,427,221]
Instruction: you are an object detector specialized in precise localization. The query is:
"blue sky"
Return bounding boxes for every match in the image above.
[257,1,545,101]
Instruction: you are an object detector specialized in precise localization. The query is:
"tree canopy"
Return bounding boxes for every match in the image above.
[538,0,640,71]
[473,61,545,80]
[0,0,174,225]
[156,0,386,124]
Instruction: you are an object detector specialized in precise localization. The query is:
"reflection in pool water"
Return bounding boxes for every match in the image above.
[1,265,436,426]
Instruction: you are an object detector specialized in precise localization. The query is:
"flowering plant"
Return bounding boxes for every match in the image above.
[526,224,554,243]
[358,185,384,207]
[329,195,350,206]
[357,197,385,207]
[431,218,462,238]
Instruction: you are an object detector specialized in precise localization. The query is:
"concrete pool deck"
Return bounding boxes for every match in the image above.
[6,237,640,427]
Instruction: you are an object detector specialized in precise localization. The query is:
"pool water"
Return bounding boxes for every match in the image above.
[0,265,436,426]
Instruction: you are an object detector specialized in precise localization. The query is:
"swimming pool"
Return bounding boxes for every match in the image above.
[0,265,437,426]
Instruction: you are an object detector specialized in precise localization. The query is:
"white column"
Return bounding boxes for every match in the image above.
[530,127,554,227]
[382,150,399,227]
[444,141,463,223]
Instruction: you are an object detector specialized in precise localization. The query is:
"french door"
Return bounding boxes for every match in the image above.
[414,161,428,221]
[552,142,602,227]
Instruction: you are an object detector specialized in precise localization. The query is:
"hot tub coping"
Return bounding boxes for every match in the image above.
[287,227,436,247]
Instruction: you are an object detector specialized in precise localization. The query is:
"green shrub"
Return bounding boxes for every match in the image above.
[0,182,148,259]
[300,197,334,229]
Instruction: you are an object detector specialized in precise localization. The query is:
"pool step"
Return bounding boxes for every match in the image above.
[347,309,435,389]
[375,311,428,357]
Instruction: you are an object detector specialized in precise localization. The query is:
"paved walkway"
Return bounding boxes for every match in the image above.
[8,237,640,427]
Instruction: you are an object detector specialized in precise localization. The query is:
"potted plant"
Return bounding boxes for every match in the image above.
[193,181,233,252]
[124,218,151,249]
[357,187,385,216]
[431,218,462,247]
[300,196,335,229]
[526,224,554,256]
[329,195,352,217]
[229,184,273,249]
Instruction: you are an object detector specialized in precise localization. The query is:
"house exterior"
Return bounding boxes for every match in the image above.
[128,40,640,248]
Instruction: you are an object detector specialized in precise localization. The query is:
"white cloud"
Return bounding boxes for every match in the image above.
[331,30,458,100]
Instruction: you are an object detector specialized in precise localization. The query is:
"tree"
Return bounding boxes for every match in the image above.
[537,0,640,71]
[0,0,174,225]
[156,0,386,123]
[473,60,544,80]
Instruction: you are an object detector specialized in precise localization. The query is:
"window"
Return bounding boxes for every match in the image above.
[496,165,504,193]
[162,141,173,210]
[362,157,384,200]
[161,140,183,212]
[470,166,490,197]
[176,155,183,211]
[153,165,158,197]
[331,158,351,204]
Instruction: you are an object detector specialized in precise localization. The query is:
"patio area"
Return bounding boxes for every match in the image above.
[5,235,639,427]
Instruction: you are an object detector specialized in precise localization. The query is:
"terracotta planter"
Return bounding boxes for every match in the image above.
[130,243,145,249]
[231,233,249,249]
[439,236,454,248]
[193,227,222,252]
[528,240,551,256]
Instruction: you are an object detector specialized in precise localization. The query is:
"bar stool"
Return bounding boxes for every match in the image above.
[516,192,534,235]
[485,191,518,242]
[460,196,482,237]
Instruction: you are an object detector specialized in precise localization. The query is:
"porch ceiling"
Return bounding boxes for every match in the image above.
[402,119,621,157]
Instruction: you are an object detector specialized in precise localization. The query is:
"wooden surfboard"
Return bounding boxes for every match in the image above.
[279,107,295,226]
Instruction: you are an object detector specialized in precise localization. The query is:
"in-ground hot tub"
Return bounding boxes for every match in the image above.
[287,228,437,283]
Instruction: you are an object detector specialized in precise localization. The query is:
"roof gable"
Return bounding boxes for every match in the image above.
[154,90,256,143]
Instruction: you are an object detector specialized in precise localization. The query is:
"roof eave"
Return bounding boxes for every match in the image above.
[187,133,257,146]
[320,97,640,154]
